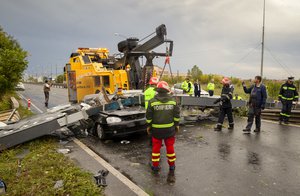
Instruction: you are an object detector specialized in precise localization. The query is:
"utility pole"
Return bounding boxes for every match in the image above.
[260,0,266,79]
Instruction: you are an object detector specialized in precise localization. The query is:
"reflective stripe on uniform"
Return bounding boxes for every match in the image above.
[152,122,174,128]
[288,87,295,90]
[152,153,160,156]
[150,101,176,107]
[168,158,176,162]
[222,94,230,100]
[283,86,288,90]
[146,119,152,123]
[152,158,160,162]
[167,153,175,157]
[174,117,180,122]
[279,95,294,100]
[280,113,291,117]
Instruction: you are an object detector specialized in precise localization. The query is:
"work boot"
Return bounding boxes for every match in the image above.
[243,128,251,134]
[279,120,282,125]
[228,124,234,130]
[214,124,222,131]
[254,128,261,133]
[283,121,289,125]
[151,166,160,176]
[167,169,176,183]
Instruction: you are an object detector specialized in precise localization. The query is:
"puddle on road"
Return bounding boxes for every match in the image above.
[218,143,231,160]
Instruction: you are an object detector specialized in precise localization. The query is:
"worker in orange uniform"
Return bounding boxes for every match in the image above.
[146,81,180,183]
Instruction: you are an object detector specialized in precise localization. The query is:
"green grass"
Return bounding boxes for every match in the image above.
[0,91,33,118]
[0,137,103,196]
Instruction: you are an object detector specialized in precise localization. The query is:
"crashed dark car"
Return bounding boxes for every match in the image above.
[80,95,147,140]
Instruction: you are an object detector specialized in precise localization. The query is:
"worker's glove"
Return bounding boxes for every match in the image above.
[175,126,180,134]
[213,98,221,104]
[146,127,151,135]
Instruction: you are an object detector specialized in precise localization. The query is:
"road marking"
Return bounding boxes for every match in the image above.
[73,139,148,196]
[18,93,44,114]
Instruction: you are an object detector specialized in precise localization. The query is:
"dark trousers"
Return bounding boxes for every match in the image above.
[280,101,293,122]
[208,90,214,97]
[194,90,201,97]
[246,106,261,130]
[44,91,49,106]
[217,107,234,126]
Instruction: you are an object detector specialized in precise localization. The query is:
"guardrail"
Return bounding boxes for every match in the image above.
[261,109,300,124]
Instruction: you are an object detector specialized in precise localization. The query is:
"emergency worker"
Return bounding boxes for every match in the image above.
[242,76,267,133]
[278,76,299,124]
[214,77,234,131]
[181,77,194,96]
[207,79,215,96]
[144,77,159,109]
[146,81,180,183]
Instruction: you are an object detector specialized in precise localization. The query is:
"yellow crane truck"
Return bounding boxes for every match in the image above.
[65,24,173,103]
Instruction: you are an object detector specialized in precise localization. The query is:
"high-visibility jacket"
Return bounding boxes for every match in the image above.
[279,82,299,102]
[207,82,215,91]
[233,96,242,100]
[146,93,180,139]
[181,80,194,95]
[144,86,156,109]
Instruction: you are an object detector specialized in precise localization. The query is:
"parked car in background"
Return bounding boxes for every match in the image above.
[15,82,25,91]
[171,83,209,96]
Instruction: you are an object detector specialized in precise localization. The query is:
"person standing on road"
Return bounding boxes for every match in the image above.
[278,76,299,124]
[144,77,159,109]
[194,80,201,97]
[242,76,267,133]
[214,77,234,131]
[181,77,194,96]
[43,80,52,108]
[207,79,215,97]
[146,81,180,183]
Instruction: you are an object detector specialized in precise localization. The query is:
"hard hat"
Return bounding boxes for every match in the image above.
[156,81,170,92]
[149,77,159,85]
[288,76,294,81]
[221,77,230,85]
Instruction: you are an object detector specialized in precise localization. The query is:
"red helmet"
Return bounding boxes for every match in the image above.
[156,81,170,92]
[149,77,159,85]
[221,77,230,85]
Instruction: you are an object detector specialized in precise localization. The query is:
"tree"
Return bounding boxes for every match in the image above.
[190,65,202,82]
[0,26,28,99]
[55,74,64,83]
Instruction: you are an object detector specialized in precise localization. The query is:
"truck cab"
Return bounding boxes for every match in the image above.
[65,48,129,103]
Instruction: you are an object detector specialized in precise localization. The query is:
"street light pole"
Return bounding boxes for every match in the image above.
[114,33,128,39]
[260,0,266,79]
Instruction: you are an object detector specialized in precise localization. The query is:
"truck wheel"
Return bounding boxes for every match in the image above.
[96,124,106,140]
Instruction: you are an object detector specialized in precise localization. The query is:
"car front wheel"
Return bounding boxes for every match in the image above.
[96,124,106,140]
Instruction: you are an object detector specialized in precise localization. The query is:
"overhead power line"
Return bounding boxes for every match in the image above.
[264,46,292,76]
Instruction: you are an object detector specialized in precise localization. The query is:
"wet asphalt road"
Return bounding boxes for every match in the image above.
[20,83,300,196]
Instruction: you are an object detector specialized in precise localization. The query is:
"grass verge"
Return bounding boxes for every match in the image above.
[0,137,102,195]
[0,91,33,118]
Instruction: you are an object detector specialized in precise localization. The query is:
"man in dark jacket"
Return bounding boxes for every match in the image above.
[242,76,267,133]
[194,80,201,97]
[146,81,180,183]
[278,76,299,124]
[214,77,234,131]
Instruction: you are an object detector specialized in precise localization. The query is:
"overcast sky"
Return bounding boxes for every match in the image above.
[1,0,299,79]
